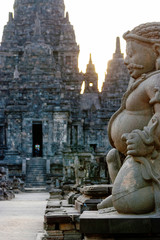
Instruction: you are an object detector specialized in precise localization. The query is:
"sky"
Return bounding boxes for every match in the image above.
[1,0,160,89]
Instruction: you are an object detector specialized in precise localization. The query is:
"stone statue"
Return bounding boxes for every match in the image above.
[98,22,160,214]
[14,65,20,79]
[75,157,85,186]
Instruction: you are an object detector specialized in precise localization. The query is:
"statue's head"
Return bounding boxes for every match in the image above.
[123,22,160,79]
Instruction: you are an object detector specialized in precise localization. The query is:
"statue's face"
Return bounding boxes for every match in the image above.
[124,40,156,79]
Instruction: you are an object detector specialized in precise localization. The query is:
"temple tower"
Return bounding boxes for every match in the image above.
[0,2,130,187]
[84,54,98,93]
[102,37,130,118]
[0,0,82,187]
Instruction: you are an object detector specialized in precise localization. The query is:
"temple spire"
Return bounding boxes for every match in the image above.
[116,37,121,54]
[66,12,69,22]
[89,53,92,64]
[113,37,123,58]
[8,12,13,22]
[33,13,44,43]
[34,13,41,37]
[86,54,94,72]
[84,54,98,93]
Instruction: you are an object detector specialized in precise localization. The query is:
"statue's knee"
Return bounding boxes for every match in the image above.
[106,148,119,164]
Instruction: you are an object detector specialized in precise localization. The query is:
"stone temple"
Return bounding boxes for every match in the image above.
[0,0,130,187]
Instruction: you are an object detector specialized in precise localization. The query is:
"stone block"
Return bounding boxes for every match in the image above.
[47,230,63,236]
[76,222,80,230]
[45,230,64,240]
[44,212,71,224]
[45,208,65,214]
[46,200,61,209]
[80,210,160,239]
[67,192,76,204]
[45,230,64,239]
[75,195,102,213]
[45,237,63,240]
[85,236,160,240]
[59,223,75,231]
[44,222,56,231]
[64,235,81,240]
[81,185,112,197]
[64,230,82,240]
[84,236,113,240]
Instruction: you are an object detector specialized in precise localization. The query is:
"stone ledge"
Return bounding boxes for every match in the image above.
[80,210,160,236]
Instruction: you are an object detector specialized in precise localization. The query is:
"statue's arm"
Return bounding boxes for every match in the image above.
[122,113,159,157]
[122,79,160,157]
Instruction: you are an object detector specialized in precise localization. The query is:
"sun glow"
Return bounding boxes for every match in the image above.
[1,0,160,91]
[64,0,160,91]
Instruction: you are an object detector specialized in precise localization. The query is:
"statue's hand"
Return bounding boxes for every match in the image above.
[122,132,154,156]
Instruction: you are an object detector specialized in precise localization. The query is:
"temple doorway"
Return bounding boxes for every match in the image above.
[32,122,43,157]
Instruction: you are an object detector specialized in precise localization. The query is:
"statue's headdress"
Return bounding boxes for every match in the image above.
[123,22,160,44]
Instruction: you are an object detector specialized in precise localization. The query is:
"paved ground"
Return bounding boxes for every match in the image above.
[0,192,49,240]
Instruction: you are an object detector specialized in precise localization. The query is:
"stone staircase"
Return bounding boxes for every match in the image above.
[25,158,46,187]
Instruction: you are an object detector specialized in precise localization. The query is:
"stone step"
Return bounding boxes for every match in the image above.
[27,166,46,168]
[25,184,46,188]
[26,173,46,177]
[26,158,47,187]
[27,174,46,179]
[27,173,46,176]
[27,166,45,168]
[26,175,46,178]
[25,181,46,185]
[28,164,46,167]
[27,168,46,171]
[26,172,46,175]
[25,183,46,187]
[26,179,46,182]
[27,164,45,166]
[24,187,47,192]
[27,170,46,173]
[26,178,46,182]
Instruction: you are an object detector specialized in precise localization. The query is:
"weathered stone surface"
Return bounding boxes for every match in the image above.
[43,199,81,239]
[59,223,75,231]
[98,22,160,215]
[0,167,15,200]
[81,184,112,196]
[46,200,61,209]
[80,210,160,238]
[0,0,129,186]
[75,184,112,213]
[44,212,71,224]
[49,188,62,200]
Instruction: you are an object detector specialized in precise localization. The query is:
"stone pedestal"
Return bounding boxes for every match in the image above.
[75,185,112,213]
[44,199,82,240]
[80,209,160,239]
[49,188,62,200]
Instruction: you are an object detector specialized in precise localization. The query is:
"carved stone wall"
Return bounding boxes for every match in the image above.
[0,0,130,186]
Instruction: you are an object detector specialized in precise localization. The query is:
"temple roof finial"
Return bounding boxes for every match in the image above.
[89,53,92,64]
[86,53,95,73]
[34,13,41,37]
[113,37,123,59]
[14,65,20,79]
[33,13,45,43]
[116,37,121,54]
[66,12,69,22]
[8,12,13,22]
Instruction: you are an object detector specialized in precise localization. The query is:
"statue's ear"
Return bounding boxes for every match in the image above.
[153,44,160,70]
[153,43,160,56]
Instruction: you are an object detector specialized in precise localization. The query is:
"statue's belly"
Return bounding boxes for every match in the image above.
[110,110,152,154]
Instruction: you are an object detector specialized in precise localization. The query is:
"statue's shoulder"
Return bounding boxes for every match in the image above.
[144,71,160,87]
[143,71,160,97]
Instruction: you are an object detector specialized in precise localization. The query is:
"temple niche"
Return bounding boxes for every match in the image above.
[0,0,130,187]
